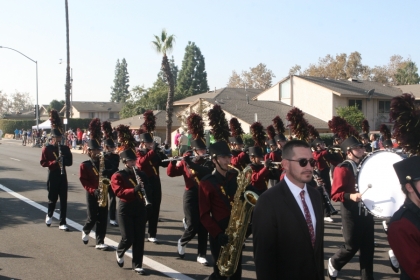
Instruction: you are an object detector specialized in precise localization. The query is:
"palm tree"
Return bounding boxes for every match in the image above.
[64,0,71,119]
[152,29,175,145]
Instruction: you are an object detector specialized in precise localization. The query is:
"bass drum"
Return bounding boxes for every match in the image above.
[357,150,405,218]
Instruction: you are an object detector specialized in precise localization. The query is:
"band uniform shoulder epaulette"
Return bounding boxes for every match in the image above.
[82,160,92,165]
[390,205,408,224]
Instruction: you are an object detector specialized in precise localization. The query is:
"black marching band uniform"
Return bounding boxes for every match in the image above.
[167,113,212,264]
[102,120,120,226]
[329,136,374,280]
[111,142,150,275]
[264,124,283,188]
[136,110,169,243]
[79,118,112,249]
[40,110,73,230]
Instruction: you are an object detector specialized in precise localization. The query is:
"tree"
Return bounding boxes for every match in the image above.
[110,58,130,103]
[394,61,420,85]
[176,41,209,98]
[226,63,275,89]
[336,105,365,131]
[119,85,148,119]
[64,0,71,119]
[152,29,176,144]
[157,56,179,87]
[289,64,301,75]
[49,99,65,112]
[0,91,11,117]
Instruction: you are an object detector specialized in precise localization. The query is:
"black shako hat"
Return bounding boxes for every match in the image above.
[139,132,153,143]
[248,146,264,158]
[274,134,287,142]
[191,138,207,149]
[209,141,232,159]
[266,139,276,146]
[359,133,369,140]
[88,139,102,150]
[228,136,244,145]
[383,139,393,148]
[51,129,63,137]
[311,138,324,149]
[104,138,115,148]
[393,156,420,184]
[340,136,363,151]
[120,148,137,162]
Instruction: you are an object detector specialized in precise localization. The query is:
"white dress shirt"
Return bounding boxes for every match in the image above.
[284,175,317,234]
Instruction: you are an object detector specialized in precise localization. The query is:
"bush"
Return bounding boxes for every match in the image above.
[0,119,36,134]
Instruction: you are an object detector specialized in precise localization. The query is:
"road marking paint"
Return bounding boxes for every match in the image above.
[0,183,194,280]
[10,158,20,161]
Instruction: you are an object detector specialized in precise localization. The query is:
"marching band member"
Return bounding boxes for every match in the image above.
[79,118,113,250]
[387,93,420,280]
[229,118,250,171]
[111,125,150,275]
[102,121,120,227]
[199,104,243,280]
[264,125,282,187]
[40,110,73,231]
[328,135,374,280]
[136,110,169,244]
[168,113,212,265]
[360,120,372,153]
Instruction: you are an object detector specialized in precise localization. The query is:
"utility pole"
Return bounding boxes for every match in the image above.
[65,0,71,119]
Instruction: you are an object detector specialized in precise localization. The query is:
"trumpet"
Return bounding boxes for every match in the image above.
[161,154,210,162]
[260,161,282,169]
[328,146,342,154]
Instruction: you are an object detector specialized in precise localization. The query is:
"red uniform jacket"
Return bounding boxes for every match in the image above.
[199,170,238,238]
[40,145,72,172]
[136,148,169,178]
[388,199,420,280]
[250,164,270,193]
[79,160,99,195]
[312,149,342,171]
[111,168,148,203]
[167,151,200,190]
[231,150,250,170]
[331,161,357,202]
[264,149,282,162]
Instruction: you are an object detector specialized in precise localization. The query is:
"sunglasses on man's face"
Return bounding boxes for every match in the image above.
[285,158,316,167]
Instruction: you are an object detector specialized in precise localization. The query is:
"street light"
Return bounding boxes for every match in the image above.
[0,46,39,130]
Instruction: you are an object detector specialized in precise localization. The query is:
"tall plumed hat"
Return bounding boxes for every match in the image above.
[286,107,310,142]
[266,125,276,146]
[272,116,287,142]
[228,118,244,145]
[87,118,102,150]
[208,104,231,158]
[116,124,137,160]
[380,124,393,148]
[328,116,359,142]
[139,110,155,143]
[308,124,322,149]
[359,119,370,140]
[102,121,115,147]
[49,110,63,137]
[249,122,265,158]
[187,113,206,149]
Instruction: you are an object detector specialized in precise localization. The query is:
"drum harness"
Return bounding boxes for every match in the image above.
[341,159,368,216]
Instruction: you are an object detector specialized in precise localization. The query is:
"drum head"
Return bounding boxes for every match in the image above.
[357,151,405,218]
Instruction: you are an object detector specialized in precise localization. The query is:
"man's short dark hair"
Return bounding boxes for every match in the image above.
[282,140,310,159]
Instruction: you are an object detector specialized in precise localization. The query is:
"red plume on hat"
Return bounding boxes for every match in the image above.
[102,121,113,140]
[89,118,102,142]
[141,110,156,134]
[208,104,230,142]
[116,124,136,151]
[286,107,310,142]
[229,117,244,138]
[49,109,63,133]
[379,124,392,141]
[272,115,285,135]
[266,125,276,141]
[250,122,266,148]
[361,119,370,134]
[307,124,319,141]
[187,113,205,140]
[328,116,359,140]
[389,93,420,155]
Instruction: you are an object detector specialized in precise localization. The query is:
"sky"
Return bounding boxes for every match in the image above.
[1,0,419,106]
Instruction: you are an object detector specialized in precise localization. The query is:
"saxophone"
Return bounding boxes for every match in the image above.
[98,152,110,207]
[217,165,259,277]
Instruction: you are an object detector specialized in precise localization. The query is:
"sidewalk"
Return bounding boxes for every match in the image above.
[0,138,85,154]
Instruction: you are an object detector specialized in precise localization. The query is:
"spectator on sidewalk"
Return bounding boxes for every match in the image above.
[14,128,19,140]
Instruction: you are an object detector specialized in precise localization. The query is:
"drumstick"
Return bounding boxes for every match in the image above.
[361,184,372,196]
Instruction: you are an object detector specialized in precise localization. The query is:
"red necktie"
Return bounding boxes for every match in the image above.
[300,190,315,247]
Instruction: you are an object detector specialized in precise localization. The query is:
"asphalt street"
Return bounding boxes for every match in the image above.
[0,139,399,279]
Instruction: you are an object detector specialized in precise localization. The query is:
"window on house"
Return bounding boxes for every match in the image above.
[349,99,362,110]
[109,112,119,119]
[88,112,95,118]
[378,101,391,113]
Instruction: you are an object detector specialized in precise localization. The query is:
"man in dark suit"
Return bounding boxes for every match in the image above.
[252,140,325,280]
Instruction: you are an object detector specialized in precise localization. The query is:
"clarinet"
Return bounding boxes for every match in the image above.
[58,145,64,175]
[313,169,337,215]
[133,166,152,208]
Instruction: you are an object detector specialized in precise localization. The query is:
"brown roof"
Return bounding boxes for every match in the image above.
[394,84,420,98]
[61,101,122,112]
[111,110,180,130]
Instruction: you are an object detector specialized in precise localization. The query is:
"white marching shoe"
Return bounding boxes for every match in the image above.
[95,244,109,251]
[197,256,209,266]
[177,239,185,258]
[59,224,69,231]
[82,231,89,245]
[148,237,159,244]
[110,220,118,227]
[324,217,334,223]
[45,214,52,227]
[116,251,124,268]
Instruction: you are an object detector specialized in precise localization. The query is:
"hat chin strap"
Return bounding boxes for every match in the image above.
[215,157,229,173]
[350,149,363,160]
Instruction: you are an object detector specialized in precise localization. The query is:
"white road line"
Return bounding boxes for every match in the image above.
[10,157,21,161]
[0,183,194,280]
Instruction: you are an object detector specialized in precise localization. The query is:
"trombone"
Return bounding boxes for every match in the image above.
[161,154,210,162]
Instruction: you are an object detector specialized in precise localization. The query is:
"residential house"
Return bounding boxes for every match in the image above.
[60,101,122,122]
[394,84,420,105]
[254,75,402,130]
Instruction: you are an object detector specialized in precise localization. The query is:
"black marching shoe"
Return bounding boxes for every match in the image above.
[116,252,124,268]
